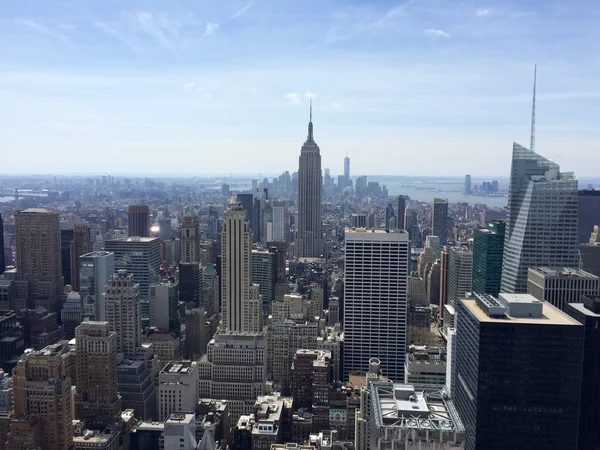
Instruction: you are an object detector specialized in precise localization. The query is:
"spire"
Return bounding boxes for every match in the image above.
[306,99,314,143]
[530,64,537,153]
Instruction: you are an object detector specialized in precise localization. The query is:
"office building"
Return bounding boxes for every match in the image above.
[425,235,440,258]
[472,221,505,297]
[417,246,435,279]
[14,208,63,313]
[11,342,73,450]
[408,273,427,306]
[159,361,199,421]
[79,251,114,321]
[344,228,409,381]
[427,260,441,307]
[74,321,121,426]
[183,307,213,361]
[565,296,600,450]
[221,199,262,333]
[272,201,288,243]
[385,203,395,231]
[404,346,446,386]
[105,236,161,321]
[464,174,472,194]
[0,311,24,373]
[527,267,599,311]
[61,228,74,286]
[128,205,150,237]
[350,214,366,229]
[446,246,472,315]
[252,249,278,315]
[180,214,201,263]
[117,357,157,421]
[198,332,267,423]
[356,381,464,450]
[143,330,181,367]
[501,143,580,293]
[581,241,600,277]
[344,155,350,187]
[69,223,92,291]
[158,217,172,240]
[578,189,600,243]
[432,198,448,245]
[61,291,84,339]
[103,270,143,359]
[454,293,583,450]
[296,105,323,258]
[149,281,180,334]
[0,214,4,274]
[179,262,204,308]
[397,196,406,229]
[237,193,255,235]
[164,413,197,450]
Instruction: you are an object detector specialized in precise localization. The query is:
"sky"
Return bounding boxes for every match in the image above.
[1,0,599,177]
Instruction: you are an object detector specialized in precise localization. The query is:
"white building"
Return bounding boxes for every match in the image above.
[79,251,114,320]
[527,267,600,311]
[164,412,197,450]
[149,282,179,331]
[344,228,410,381]
[272,201,288,243]
[159,361,199,421]
[404,346,446,386]
[446,246,473,313]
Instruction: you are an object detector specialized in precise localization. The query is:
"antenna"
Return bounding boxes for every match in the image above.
[530,64,537,152]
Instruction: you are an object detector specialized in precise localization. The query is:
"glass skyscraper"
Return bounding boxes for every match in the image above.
[472,220,505,296]
[501,143,579,293]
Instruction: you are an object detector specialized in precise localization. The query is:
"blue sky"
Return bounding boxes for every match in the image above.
[1,0,599,177]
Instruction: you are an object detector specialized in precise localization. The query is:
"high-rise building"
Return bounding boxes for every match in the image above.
[501,143,580,293]
[69,223,92,291]
[472,220,505,297]
[296,104,323,258]
[527,267,600,311]
[14,208,63,313]
[79,251,114,321]
[439,246,450,319]
[446,246,472,310]
[60,291,83,339]
[343,155,350,187]
[164,413,197,450]
[578,189,600,243]
[74,321,121,426]
[221,199,261,333]
[180,214,200,263]
[454,293,583,450]
[237,193,254,235]
[581,241,600,277]
[103,270,143,359]
[271,201,288,243]
[431,198,448,245]
[344,228,409,381]
[128,205,150,237]
[464,174,472,194]
[11,342,73,450]
[0,213,5,274]
[105,236,161,321]
[565,296,600,450]
[385,203,395,231]
[251,248,278,316]
[427,260,441,307]
[397,196,406,230]
[159,361,199,421]
[0,311,24,373]
[149,281,180,334]
[60,228,74,287]
[179,262,204,308]
[158,217,172,240]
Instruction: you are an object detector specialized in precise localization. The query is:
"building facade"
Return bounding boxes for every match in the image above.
[472,220,505,297]
[158,361,199,421]
[180,214,201,263]
[527,267,600,311]
[432,198,448,245]
[69,223,93,291]
[128,205,150,237]
[79,251,114,321]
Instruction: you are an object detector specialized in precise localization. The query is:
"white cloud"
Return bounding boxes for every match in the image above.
[304,91,317,99]
[424,28,451,38]
[95,21,136,51]
[136,11,171,47]
[231,1,255,20]
[204,22,219,36]
[285,93,301,105]
[476,8,491,16]
[15,18,71,44]
[183,82,196,90]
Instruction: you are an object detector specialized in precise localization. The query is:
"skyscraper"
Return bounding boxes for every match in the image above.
[221,197,262,332]
[527,267,599,311]
[296,103,323,258]
[464,174,472,194]
[14,208,63,313]
[343,155,350,187]
[454,293,583,450]
[343,228,409,381]
[578,189,600,243]
[128,205,150,237]
[431,198,448,245]
[397,196,406,230]
[251,248,278,315]
[69,223,92,291]
[271,201,288,243]
[385,203,395,231]
[0,213,5,274]
[103,270,143,359]
[79,251,114,321]
[446,246,473,308]
[74,321,121,426]
[180,214,200,263]
[472,220,505,297]
[501,143,580,293]
[11,342,73,450]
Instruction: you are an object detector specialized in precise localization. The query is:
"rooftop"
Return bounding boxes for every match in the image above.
[166,412,195,424]
[19,208,54,214]
[161,360,195,375]
[81,251,113,258]
[345,227,407,234]
[530,267,598,280]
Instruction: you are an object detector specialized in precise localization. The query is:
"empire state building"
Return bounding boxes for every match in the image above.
[296,102,323,258]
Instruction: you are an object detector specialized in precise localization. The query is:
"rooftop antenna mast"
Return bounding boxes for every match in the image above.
[530,64,537,152]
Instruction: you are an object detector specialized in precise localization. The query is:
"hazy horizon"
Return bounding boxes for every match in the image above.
[2,0,599,176]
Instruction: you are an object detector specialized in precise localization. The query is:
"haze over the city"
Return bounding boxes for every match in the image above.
[2,0,599,175]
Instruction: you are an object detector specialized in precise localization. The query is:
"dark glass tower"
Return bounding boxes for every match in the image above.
[432,198,448,245]
[397,196,406,230]
[454,294,583,450]
[472,220,505,296]
[0,213,5,274]
[60,228,74,287]
[578,189,600,243]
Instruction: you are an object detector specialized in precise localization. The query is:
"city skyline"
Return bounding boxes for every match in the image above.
[1,0,599,176]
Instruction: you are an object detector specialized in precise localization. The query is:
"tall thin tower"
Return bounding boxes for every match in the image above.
[530,64,537,152]
[296,101,323,258]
